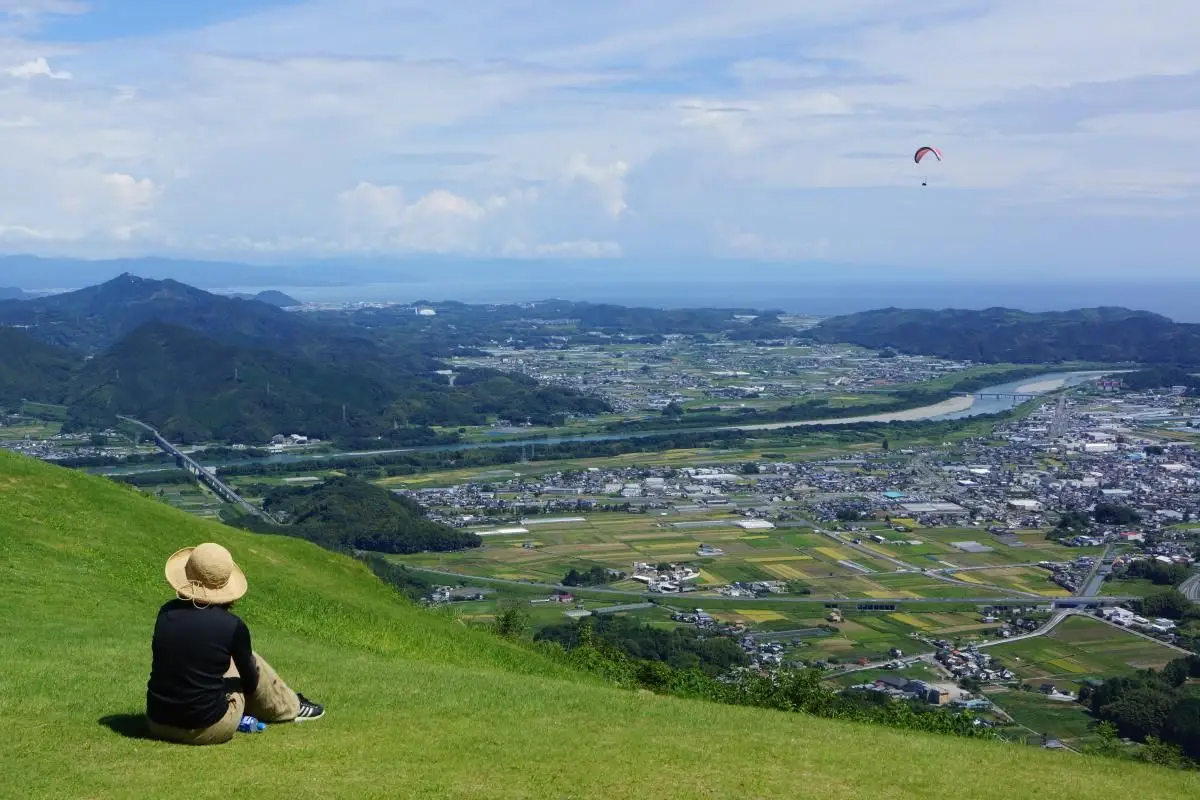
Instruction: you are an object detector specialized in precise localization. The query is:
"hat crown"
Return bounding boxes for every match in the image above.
[184,542,234,589]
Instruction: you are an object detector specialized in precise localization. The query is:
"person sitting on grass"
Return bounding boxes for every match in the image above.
[145,542,324,745]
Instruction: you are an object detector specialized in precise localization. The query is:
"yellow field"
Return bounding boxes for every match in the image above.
[616,532,686,541]
[1048,658,1089,674]
[952,572,985,584]
[736,609,787,623]
[889,612,932,630]
[699,569,727,585]
[816,546,853,560]
[740,535,770,540]
[865,589,917,599]
[761,563,807,580]
[746,555,813,563]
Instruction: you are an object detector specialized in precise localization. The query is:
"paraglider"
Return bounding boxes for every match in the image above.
[913,146,942,186]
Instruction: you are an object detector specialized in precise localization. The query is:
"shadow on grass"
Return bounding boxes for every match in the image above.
[99,713,156,740]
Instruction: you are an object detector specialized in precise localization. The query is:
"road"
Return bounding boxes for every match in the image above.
[118,416,275,522]
[977,610,1072,649]
[405,566,1134,606]
[1181,573,1200,603]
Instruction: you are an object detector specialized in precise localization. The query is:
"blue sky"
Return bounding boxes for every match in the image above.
[1,0,1198,276]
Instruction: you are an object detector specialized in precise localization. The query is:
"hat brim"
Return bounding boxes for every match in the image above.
[165,546,248,605]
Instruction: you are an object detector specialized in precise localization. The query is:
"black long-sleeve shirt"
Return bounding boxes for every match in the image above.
[146,600,260,729]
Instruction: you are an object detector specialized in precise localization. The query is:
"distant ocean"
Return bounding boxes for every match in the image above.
[213,277,1200,322]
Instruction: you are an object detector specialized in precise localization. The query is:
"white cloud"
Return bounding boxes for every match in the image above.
[565,154,629,218]
[5,57,71,79]
[0,0,1195,271]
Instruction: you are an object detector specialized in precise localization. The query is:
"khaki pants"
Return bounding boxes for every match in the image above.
[148,653,302,746]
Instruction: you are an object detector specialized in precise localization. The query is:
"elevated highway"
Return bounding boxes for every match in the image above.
[118,416,275,522]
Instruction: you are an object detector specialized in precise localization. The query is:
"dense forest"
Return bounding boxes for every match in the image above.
[1117,366,1200,393]
[1079,654,1200,761]
[807,307,1200,364]
[536,615,749,676]
[0,327,80,406]
[254,477,480,554]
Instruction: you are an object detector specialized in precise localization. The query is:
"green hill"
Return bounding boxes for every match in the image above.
[2,451,1197,799]
[809,306,1200,364]
[0,326,80,406]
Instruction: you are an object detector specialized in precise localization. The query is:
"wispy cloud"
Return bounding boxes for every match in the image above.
[5,56,71,79]
[0,0,1196,272]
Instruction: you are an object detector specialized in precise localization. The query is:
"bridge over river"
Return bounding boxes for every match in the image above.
[118,416,276,522]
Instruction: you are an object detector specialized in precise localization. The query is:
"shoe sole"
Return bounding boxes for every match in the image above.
[294,710,325,722]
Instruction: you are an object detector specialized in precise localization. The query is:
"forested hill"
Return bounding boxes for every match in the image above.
[0,327,80,405]
[0,275,611,442]
[257,476,480,554]
[64,322,397,443]
[60,322,609,443]
[808,306,1200,363]
[0,273,321,354]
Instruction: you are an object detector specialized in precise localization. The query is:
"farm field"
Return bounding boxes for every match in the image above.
[984,688,1103,749]
[390,511,1078,601]
[0,420,62,440]
[148,483,228,518]
[1099,576,1163,597]
[847,524,1102,572]
[987,615,1179,692]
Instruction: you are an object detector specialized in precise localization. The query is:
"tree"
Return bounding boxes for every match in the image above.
[1055,511,1091,531]
[661,402,685,417]
[1100,687,1176,740]
[1093,503,1141,526]
[740,462,761,475]
[1145,445,1166,456]
[881,438,890,451]
[1164,698,1200,759]
[1140,589,1192,620]
[492,601,529,640]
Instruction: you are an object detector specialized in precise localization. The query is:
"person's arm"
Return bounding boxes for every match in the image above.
[231,618,260,697]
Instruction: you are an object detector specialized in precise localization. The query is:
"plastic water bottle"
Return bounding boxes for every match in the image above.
[238,715,266,733]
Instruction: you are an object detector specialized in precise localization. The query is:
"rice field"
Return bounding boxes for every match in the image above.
[987,616,1179,691]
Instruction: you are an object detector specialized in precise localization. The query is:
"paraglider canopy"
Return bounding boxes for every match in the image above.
[913,146,942,164]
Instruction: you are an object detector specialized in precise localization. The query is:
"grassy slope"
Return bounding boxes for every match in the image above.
[1,452,1197,800]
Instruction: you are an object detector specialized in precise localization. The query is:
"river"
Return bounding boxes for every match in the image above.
[96,370,1108,476]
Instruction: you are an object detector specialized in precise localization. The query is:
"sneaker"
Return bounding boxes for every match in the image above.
[294,693,325,722]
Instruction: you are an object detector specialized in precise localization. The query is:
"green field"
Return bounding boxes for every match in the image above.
[394,512,909,588]
[393,511,1094,605]
[988,616,1179,692]
[148,483,230,518]
[985,688,1104,748]
[8,451,1198,797]
[0,420,62,440]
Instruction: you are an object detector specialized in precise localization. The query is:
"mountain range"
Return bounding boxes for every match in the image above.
[0,275,608,443]
[808,307,1200,364]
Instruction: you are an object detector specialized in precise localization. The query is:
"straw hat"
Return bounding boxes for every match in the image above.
[165,543,247,605]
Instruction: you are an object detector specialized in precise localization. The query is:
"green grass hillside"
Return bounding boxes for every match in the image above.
[1,451,1197,799]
